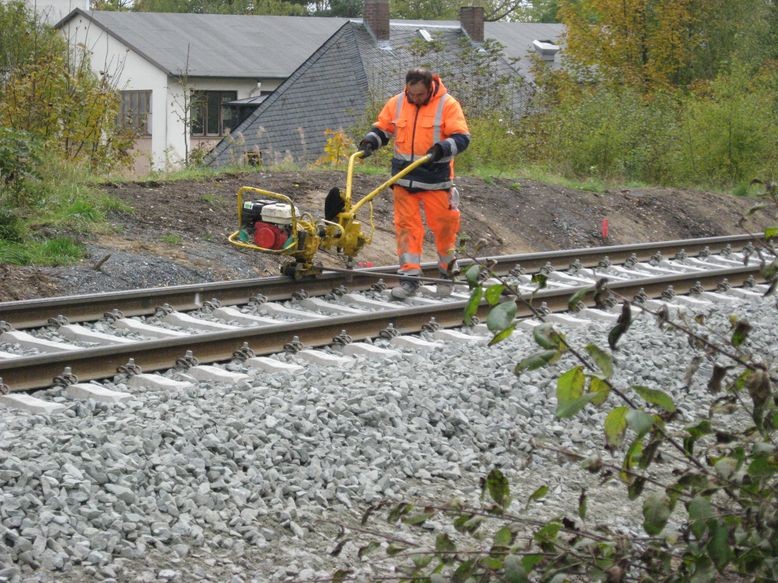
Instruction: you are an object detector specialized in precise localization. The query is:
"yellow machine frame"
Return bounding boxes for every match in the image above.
[228,151,430,278]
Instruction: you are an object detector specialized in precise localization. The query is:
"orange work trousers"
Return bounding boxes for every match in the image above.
[392,185,460,275]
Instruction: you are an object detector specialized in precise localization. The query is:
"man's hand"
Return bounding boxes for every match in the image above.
[426,143,444,163]
[358,140,375,158]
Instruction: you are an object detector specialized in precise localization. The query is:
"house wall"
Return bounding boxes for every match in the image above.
[59,13,282,176]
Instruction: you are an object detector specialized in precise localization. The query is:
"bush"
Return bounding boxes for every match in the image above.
[0,127,42,206]
[0,206,25,242]
[669,63,778,187]
[518,60,778,188]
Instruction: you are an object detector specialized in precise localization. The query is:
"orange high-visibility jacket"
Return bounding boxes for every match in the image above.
[364,76,470,191]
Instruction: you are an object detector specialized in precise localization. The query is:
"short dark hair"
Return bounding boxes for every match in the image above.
[405,68,433,87]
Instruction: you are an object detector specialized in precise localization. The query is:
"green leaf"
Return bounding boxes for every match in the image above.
[588,375,610,406]
[462,515,483,534]
[465,264,482,287]
[626,409,655,438]
[357,541,379,558]
[633,385,676,413]
[557,366,585,405]
[532,323,559,349]
[514,349,558,374]
[452,560,475,583]
[642,491,672,535]
[487,300,517,332]
[687,496,712,539]
[504,556,528,582]
[452,513,473,533]
[387,502,412,523]
[533,521,562,543]
[628,476,646,499]
[493,525,515,548]
[527,485,548,504]
[690,556,715,583]
[485,467,511,509]
[714,457,737,480]
[639,431,663,469]
[403,511,432,526]
[386,543,406,556]
[464,287,483,325]
[488,323,516,346]
[484,283,505,305]
[531,272,547,289]
[730,319,752,348]
[521,554,543,572]
[706,519,733,571]
[622,436,644,481]
[435,532,456,555]
[585,343,614,378]
[764,226,778,241]
[604,406,629,448]
[747,453,776,479]
[761,259,778,281]
[556,393,597,418]
[567,287,590,311]
[412,553,433,568]
[332,569,352,583]
[481,556,504,569]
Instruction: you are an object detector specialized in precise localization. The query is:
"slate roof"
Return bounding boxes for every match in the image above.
[207,22,368,166]
[208,19,559,167]
[56,9,349,78]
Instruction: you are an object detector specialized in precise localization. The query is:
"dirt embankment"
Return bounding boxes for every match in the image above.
[0,170,771,302]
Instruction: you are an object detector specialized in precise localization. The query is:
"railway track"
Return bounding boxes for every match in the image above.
[0,234,772,397]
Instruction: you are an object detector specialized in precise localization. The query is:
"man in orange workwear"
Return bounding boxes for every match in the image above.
[359,68,470,300]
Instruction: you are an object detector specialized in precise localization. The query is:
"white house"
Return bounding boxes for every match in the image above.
[56,10,348,175]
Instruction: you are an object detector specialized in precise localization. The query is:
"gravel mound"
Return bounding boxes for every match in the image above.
[0,297,775,581]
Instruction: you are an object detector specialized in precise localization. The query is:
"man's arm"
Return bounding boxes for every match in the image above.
[433,98,470,160]
[359,97,397,155]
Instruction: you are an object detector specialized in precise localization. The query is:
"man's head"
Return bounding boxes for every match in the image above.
[405,68,434,106]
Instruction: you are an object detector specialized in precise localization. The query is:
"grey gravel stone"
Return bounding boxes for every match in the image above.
[0,297,773,580]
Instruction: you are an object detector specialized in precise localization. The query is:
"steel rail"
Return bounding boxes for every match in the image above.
[0,264,763,392]
[0,234,761,329]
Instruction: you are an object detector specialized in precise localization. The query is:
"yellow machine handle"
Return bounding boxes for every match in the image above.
[344,152,432,216]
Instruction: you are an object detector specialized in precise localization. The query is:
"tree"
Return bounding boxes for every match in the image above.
[557,0,775,91]
[0,1,132,175]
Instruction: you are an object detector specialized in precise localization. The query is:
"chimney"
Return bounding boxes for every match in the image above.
[459,6,484,43]
[364,0,390,41]
[532,39,560,64]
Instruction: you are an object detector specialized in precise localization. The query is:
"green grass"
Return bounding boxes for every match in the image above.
[160,233,183,245]
[200,193,221,205]
[0,237,84,266]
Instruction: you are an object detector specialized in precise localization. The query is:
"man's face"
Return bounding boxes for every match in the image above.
[405,81,430,106]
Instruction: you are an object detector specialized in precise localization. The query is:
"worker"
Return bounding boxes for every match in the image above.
[359,67,470,300]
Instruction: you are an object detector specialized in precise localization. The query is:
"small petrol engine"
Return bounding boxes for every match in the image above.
[239,200,297,250]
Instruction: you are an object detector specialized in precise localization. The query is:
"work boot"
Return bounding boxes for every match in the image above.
[390,278,420,300]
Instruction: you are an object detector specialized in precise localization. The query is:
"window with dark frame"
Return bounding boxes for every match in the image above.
[119,90,152,136]
[190,91,237,137]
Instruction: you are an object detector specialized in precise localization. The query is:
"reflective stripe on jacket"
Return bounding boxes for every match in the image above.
[371,76,470,192]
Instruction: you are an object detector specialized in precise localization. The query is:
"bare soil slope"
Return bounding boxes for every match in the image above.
[0,170,769,302]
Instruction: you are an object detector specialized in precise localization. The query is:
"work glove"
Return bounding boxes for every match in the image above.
[358,140,375,158]
[426,143,444,163]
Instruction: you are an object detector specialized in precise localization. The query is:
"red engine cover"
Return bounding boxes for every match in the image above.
[254,222,288,250]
